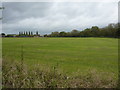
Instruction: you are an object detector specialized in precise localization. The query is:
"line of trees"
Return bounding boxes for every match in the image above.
[18,31,39,37]
[1,31,40,37]
[44,23,119,38]
[1,23,119,38]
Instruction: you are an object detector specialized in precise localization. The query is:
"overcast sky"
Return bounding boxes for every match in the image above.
[2,2,118,35]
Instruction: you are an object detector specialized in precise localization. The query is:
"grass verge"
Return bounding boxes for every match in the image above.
[2,59,118,88]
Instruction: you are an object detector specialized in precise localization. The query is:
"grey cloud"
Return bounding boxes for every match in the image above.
[3,2,53,23]
[2,2,118,35]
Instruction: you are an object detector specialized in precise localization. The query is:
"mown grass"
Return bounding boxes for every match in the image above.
[2,37,118,88]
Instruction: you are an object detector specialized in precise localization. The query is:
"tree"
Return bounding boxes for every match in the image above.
[44,34,48,37]
[82,28,92,37]
[71,30,79,37]
[1,33,5,37]
[90,26,100,37]
[107,24,116,37]
[31,31,33,36]
[59,31,67,37]
[23,31,25,35]
[29,31,31,36]
[26,31,28,36]
[116,23,120,38]
[36,31,38,35]
[51,32,59,37]
[19,32,21,35]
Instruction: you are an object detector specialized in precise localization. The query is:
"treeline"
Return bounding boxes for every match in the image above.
[1,31,40,37]
[1,23,119,38]
[45,23,119,38]
[18,31,40,37]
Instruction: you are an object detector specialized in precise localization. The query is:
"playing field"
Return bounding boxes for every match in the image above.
[2,37,118,76]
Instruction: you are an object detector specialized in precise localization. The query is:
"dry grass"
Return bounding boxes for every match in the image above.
[2,59,118,88]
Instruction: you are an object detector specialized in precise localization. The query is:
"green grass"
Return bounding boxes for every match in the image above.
[2,37,118,76]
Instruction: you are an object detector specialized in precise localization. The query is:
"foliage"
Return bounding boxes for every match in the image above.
[47,23,119,38]
[18,31,40,37]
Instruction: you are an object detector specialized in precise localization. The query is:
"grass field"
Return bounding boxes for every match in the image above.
[2,37,118,75]
[2,37,119,88]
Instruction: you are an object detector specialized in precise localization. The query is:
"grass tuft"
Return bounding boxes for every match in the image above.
[2,59,118,88]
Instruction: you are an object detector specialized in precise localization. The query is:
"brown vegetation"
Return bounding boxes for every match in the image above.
[2,59,118,88]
